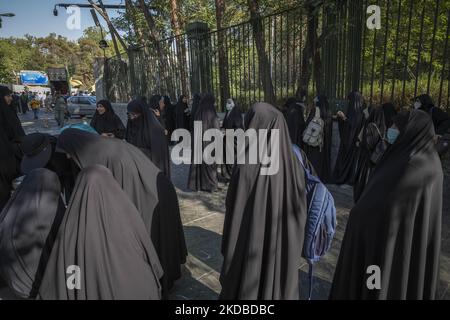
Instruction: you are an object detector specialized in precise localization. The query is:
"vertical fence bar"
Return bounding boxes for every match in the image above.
[255,19,266,101]
[401,0,415,104]
[286,10,291,96]
[360,0,367,94]
[414,6,426,98]
[246,24,253,105]
[380,0,391,104]
[253,22,257,103]
[299,12,303,98]
[335,5,341,99]
[391,0,402,102]
[341,1,348,98]
[337,3,342,98]
[237,26,242,105]
[280,12,284,100]
[273,15,277,102]
[369,3,378,107]
[427,0,440,94]
[438,10,450,109]
[248,22,252,107]
[234,26,239,103]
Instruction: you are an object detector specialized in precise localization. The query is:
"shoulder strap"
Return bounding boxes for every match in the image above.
[292,145,305,168]
[314,107,321,119]
[370,122,383,139]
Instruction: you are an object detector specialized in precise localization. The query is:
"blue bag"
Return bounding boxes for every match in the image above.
[292,144,337,300]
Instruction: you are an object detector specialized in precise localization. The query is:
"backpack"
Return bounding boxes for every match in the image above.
[303,107,324,149]
[292,144,337,300]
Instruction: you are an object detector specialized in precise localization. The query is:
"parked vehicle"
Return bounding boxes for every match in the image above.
[67,96,97,118]
[47,67,71,95]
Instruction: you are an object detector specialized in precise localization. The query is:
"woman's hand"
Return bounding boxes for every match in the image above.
[102,133,115,138]
[337,111,347,121]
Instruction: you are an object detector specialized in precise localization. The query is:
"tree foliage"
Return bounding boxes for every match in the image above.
[0,27,116,89]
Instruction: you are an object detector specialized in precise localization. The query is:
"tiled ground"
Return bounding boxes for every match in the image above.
[1,108,448,300]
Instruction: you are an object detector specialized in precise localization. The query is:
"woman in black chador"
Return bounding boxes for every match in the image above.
[56,129,187,297]
[190,93,201,132]
[353,105,386,202]
[0,169,65,299]
[220,103,307,300]
[175,94,190,130]
[126,99,170,177]
[160,95,175,139]
[0,86,25,210]
[303,95,333,182]
[220,98,243,181]
[38,165,163,300]
[90,100,126,139]
[187,94,220,192]
[413,94,450,135]
[333,91,366,185]
[284,97,306,148]
[330,110,442,300]
[0,127,18,211]
[382,102,397,129]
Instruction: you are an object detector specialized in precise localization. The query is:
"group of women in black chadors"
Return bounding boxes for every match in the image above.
[0,87,188,299]
[283,91,448,299]
[1,81,449,300]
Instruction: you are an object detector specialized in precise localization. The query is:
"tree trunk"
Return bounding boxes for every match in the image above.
[247,0,276,104]
[297,1,323,98]
[138,0,173,95]
[215,0,230,110]
[170,0,188,96]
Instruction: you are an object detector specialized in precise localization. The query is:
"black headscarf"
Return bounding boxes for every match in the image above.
[333,91,365,185]
[175,94,189,130]
[220,102,307,299]
[126,99,170,177]
[37,165,164,300]
[187,94,220,192]
[0,87,23,210]
[0,126,18,211]
[392,111,410,133]
[0,168,65,299]
[331,110,442,299]
[353,105,387,202]
[90,100,125,139]
[161,95,175,135]
[284,97,306,148]
[415,94,434,112]
[304,95,333,182]
[382,102,397,128]
[222,98,243,130]
[415,94,450,135]
[0,86,25,143]
[221,99,244,180]
[148,94,162,110]
[190,93,201,131]
[56,129,187,296]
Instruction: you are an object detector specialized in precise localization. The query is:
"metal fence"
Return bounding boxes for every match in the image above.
[104,0,450,111]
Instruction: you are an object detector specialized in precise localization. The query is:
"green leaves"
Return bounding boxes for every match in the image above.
[0,29,115,88]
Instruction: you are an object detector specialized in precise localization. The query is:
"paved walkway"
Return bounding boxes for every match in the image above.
[2,109,449,300]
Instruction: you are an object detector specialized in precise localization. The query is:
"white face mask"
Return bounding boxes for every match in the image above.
[313,96,319,104]
[414,101,422,110]
[226,100,235,111]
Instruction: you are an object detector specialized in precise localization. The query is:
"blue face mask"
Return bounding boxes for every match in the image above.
[386,128,400,144]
